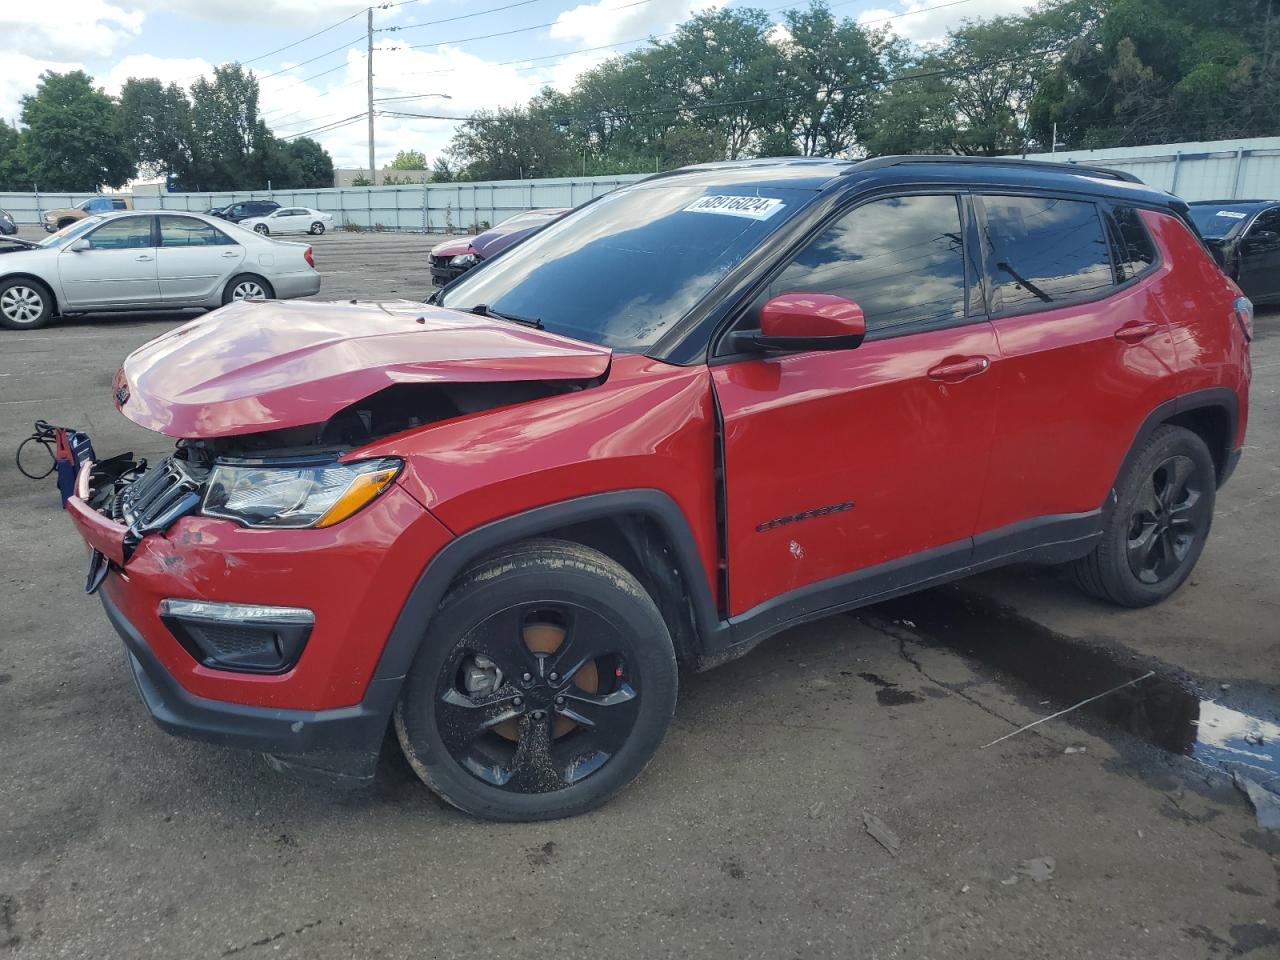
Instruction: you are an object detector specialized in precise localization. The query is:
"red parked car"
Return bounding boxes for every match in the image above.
[66,157,1251,821]
[429,208,571,287]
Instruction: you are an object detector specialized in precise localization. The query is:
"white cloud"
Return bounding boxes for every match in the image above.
[119,0,367,27]
[102,54,215,94]
[0,0,143,60]
[860,0,1031,47]
[550,0,712,46]
[0,54,87,126]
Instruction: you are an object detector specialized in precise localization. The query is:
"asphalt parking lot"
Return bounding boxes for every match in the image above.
[1,229,1278,959]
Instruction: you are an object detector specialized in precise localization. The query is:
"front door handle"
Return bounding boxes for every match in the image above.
[221,251,239,258]
[927,355,991,383]
[1114,320,1160,343]
[134,254,154,262]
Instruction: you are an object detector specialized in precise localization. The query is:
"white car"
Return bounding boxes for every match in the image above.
[240,207,335,236]
[0,211,321,330]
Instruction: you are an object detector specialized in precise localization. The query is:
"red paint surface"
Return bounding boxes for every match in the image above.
[116,298,612,438]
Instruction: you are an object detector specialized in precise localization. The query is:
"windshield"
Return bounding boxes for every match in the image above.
[40,216,103,248]
[440,183,810,350]
[1188,204,1257,239]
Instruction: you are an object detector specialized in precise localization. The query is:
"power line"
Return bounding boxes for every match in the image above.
[241,8,368,65]
[380,0,549,34]
[400,0,654,51]
[258,33,367,80]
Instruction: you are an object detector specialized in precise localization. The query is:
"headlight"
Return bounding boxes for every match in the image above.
[450,253,479,267]
[201,457,401,529]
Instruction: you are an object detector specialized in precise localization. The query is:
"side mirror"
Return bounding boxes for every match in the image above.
[70,238,90,252]
[731,292,867,353]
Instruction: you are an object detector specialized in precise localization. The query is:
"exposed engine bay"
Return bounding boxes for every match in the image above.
[86,374,605,558]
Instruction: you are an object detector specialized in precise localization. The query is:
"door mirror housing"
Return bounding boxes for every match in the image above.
[69,238,90,252]
[731,292,867,353]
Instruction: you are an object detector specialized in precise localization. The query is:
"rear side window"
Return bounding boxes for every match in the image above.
[981,196,1113,312]
[1109,206,1158,282]
[111,199,127,210]
[159,215,235,247]
[764,194,968,335]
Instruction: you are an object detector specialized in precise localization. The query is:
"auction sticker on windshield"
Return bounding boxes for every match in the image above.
[684,195,786,220]
[1216,210,1248,219]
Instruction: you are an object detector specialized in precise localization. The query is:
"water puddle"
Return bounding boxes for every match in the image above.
[860,588,1280,791]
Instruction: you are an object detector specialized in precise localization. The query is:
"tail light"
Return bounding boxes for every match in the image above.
[1233,296,1254,342]
[304,247,315,269]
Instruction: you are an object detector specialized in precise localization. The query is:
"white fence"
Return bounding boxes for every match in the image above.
[0,173,647,231]
[1024,137,1280,201]
[5,138,1278,229]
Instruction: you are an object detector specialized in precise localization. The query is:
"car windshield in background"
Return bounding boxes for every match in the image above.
[39,217,103,248]
[440,184,812,350]
[1187,204,1257,239]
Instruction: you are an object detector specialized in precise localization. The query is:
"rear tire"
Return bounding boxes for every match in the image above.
[0,278,53,330]
[395,539,678,821]
[222,274,274,304]
[1070,425,1216,607]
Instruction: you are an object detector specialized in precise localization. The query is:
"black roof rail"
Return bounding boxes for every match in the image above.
[850,154,1144,185]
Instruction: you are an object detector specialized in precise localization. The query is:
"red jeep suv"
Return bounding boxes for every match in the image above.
[66,157,1251,821]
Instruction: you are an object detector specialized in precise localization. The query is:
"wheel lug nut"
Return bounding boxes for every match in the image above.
[555,695,565,705]
[531,710,545,720]
[522,672,532,683]
[513,696,523,706]
[549,672,559,682]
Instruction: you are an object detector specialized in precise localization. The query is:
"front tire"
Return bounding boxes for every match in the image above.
[1070,425,1216,607]
[222,274,274,304]
[0,278,53,330]
[253,224,269,236]
[395,539,678,821]
[309,221,325,235]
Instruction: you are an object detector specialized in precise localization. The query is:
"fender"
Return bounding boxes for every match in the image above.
[1111,386,1241,497]
[369,489,725,683]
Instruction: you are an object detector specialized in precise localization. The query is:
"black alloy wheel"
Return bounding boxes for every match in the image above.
[395,540,677,820]
[1071,425,1216,607]
[1125,454,1210,585]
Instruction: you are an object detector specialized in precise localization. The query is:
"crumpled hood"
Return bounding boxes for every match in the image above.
[115,298,612,438]
[430,237,475,258]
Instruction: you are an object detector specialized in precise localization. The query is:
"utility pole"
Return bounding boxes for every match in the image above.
[367,6,375,186]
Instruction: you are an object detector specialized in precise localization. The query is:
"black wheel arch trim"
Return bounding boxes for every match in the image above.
[370,490,726,683]
[1113,387,1240,496]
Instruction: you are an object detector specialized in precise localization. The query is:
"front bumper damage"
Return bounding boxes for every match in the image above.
[64,455,453,784]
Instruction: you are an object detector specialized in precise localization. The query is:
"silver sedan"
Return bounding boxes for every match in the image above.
[0,210,321,330]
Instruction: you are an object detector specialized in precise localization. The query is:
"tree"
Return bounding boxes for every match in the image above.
[287,137,335,187]
[19,71,135,190]
[1030,0,1279,148]
[189,64,265,190]
[390,149,427,170]
[776,4,891,156]
[119,78,193,185]
[447,107,576,180]
[0,119,26,191]
[429,157,454,182]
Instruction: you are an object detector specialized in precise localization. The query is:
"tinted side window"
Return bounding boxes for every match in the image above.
[1250,208,1280,234]
[86,217,153,250]
[765,194,968,335]
[111,199,127,209]
[981,196,1113,311]
[159,216,235,247]
[1110,206,1157,282]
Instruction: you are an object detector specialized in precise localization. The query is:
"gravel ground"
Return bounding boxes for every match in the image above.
[1,230,1277,960]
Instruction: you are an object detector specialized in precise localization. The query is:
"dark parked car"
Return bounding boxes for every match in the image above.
[0,208,15,236]
[1187,200,1280,304]
[430,208,570,286]
[67,157,1249,821]
[212,200,281,223]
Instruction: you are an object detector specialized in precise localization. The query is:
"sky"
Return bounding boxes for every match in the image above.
[2,0,1032,170]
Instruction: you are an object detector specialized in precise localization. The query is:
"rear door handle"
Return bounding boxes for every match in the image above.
[927,355,991,383]
[221,251,239,257]
[134,254,154,262]
[1114,320,1160,343]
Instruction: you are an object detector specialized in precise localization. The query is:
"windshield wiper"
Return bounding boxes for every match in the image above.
[467,303,543,329]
